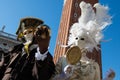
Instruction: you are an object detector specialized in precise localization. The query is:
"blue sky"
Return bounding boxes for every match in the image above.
[0,0,119,80]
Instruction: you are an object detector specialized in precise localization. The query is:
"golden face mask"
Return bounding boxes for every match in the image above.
[23,29,33,35]
[17,27,35,41]
[23,28,35,42]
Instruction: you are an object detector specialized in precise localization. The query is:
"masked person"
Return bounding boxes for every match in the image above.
[8,24,55,80]
[52,46,82,80]
[31,24,55,80]
[2,17,44,80]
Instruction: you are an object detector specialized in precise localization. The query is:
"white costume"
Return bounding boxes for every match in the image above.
[54,1,112,80]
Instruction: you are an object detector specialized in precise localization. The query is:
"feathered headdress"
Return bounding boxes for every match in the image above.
[68,1,112,52]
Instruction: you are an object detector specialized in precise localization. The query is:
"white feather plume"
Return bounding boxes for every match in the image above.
[78,1,95,26]
[94,3,112,30]
[68,1,112,52]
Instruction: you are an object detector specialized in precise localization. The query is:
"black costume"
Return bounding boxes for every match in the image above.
[0,50,10,79]
[3,44,55,80]
[2,18,55,80]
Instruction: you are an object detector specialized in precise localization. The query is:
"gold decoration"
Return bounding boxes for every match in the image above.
[24,42,31,57]
[66,46,82,65]
[17,32,24,38]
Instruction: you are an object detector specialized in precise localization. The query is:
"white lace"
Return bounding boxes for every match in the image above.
[35,47,48,61]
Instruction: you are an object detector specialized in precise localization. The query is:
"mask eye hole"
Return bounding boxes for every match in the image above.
[28,30,33,34]
[23,32,27,35]
[23,30,33,35]
[80,38,84,40]
[75,37,79,40]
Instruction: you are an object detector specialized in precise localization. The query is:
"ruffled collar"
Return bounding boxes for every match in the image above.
[35,47,48,61]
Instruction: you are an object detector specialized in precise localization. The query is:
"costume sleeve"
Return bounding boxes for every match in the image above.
[47,55,55,76]
[46,55,55,80]
[55,57,63,75]
[51,57,64,80]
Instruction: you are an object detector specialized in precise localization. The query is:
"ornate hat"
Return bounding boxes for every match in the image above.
[16,17,44,41]
[66,46,82,65]
[35,24,51,39]
[16,17,44,35]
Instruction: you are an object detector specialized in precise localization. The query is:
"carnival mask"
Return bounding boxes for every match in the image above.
[23,29,34,42]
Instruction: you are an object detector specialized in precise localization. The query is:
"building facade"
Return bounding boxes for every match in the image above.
[0,30,20,53]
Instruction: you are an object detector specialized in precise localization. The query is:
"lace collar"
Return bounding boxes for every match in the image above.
[35,47,48,61]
